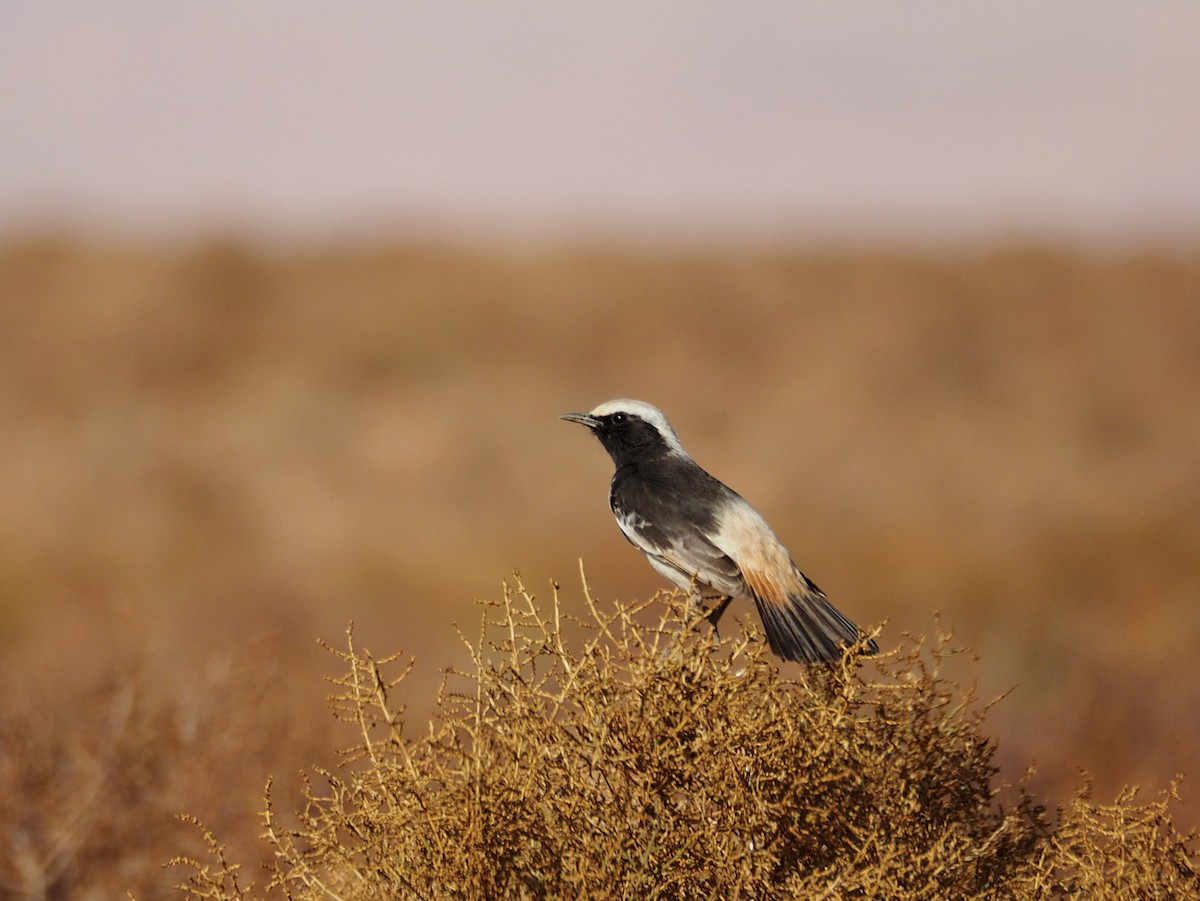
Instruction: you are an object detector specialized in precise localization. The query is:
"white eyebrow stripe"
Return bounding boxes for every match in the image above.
[587,398,687,456]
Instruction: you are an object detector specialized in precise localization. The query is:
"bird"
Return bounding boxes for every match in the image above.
[561,399,878,664]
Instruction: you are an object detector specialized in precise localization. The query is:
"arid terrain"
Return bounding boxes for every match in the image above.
[1,238,1197,895]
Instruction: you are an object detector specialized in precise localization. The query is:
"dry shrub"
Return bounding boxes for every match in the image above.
[0,644,326,900]
[1019,782,1199,898]
[173,572,1200,899]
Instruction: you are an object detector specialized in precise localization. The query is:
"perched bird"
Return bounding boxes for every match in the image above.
[561,399,878,664]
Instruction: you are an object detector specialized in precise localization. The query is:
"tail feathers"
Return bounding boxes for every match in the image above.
[754,587,878,664]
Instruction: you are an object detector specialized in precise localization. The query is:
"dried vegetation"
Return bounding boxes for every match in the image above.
[174,576,1197,899]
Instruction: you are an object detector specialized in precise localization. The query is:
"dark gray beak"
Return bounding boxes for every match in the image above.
[560,411,601,429]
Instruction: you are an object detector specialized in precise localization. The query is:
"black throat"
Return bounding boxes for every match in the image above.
[594,418,677,468]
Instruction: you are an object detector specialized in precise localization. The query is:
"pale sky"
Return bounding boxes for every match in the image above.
[2,3,1198,243]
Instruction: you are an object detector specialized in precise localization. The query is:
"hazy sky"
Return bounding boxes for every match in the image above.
[2,3,1198,243]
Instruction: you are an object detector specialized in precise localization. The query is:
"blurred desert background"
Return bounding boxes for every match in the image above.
[2,4,1200,897]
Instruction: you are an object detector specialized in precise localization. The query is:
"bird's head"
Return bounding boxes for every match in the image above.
[560,399,687,465]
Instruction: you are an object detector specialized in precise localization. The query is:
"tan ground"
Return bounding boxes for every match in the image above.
[1,237,1197,894]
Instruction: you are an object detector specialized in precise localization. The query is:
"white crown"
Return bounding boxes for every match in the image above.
[588,398,687,456]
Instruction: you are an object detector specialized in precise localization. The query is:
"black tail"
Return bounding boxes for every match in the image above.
[754,586,878,664]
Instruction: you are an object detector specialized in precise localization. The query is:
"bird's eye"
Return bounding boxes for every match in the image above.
[610,413,627,424]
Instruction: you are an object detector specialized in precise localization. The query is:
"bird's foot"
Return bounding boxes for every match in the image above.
[700,595,734,641]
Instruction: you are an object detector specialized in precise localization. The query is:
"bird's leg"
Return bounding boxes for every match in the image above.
[682,584,705,637]
[705,596,734,639]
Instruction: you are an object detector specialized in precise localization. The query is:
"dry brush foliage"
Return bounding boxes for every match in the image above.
[4,240,1200,849]
[176,574,1197,900]
[0,646,320,900]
